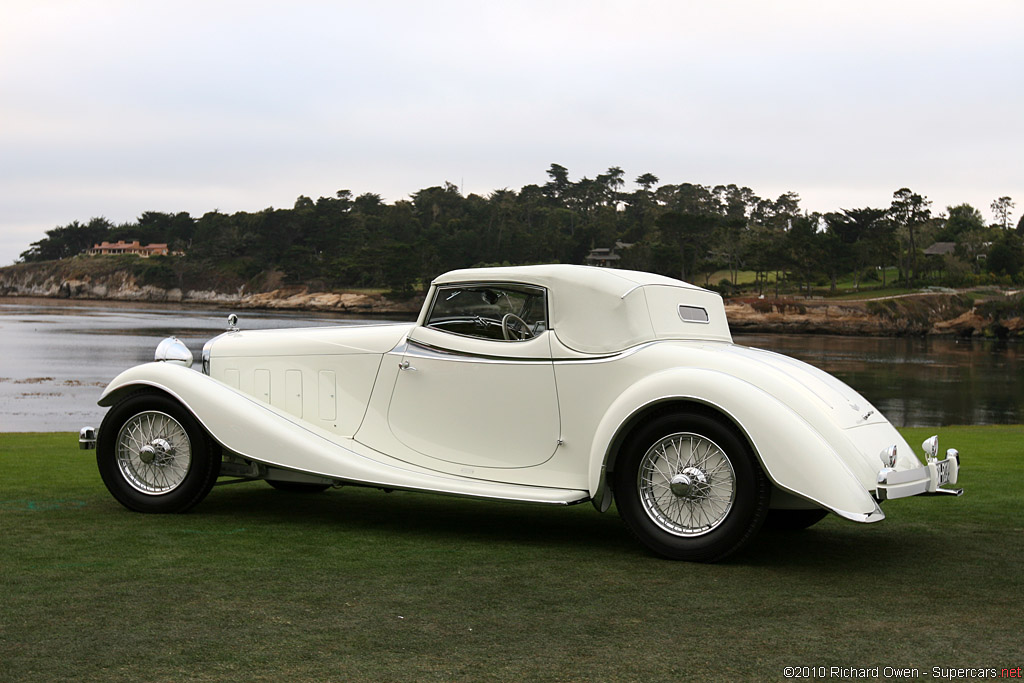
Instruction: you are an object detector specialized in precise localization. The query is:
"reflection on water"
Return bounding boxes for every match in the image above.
[1,298,1020,431]
[735,334,1023,428]
[0,298,409,432]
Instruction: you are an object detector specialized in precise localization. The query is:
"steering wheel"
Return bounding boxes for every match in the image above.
[501,313,534,341]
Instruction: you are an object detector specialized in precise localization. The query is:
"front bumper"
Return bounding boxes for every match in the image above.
[876,450,961,501]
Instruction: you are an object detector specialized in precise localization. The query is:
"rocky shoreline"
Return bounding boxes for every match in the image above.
[724,295,1022,338]
[2,261,1022,337]
[0,262,421,315]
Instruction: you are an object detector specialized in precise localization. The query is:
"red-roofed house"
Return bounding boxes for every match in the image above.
[87,241,170,257]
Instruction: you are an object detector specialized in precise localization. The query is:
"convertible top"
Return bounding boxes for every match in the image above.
[430,264,732,354]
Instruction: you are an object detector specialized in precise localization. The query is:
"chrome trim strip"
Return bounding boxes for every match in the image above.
[831,504,885,523]
[619,283,644,299]
[396,333,731,366]
[553,344,647,364]
[553,339,733,365]
[922,488,963,497]
[403,336,697,365]
[404,338,553,364]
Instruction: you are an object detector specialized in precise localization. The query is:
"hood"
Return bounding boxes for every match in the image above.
[210,322,413,358]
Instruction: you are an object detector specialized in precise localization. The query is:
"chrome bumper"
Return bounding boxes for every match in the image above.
[876,450,961,501]
[79,426,96,450]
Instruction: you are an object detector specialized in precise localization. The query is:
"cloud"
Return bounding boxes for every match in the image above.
[1,0,1021,265]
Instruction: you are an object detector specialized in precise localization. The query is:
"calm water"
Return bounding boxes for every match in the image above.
[0,298,393,432]
[1,298,1021,432]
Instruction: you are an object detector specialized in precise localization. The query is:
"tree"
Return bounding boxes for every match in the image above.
[942,204,986,240]
[986,233,1024,277]
[655,212,717,282]
[824,207,886,291]
[635,173,659,191]
[991,196,1015,230]
[787,215,825,295]
[544,163,570,199]
[714,184,757,221]
[19,217,114,262]
[889,188,932,284]
[942,204,992,273]
[596,166,625,206]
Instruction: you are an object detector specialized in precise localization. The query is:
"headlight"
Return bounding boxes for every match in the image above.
[879,444,897,468]
[922,435,939,462]
[202,338,214,375]
[155,336,193,368]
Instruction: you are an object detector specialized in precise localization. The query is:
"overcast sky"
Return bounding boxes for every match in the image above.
[2,0,1021,265]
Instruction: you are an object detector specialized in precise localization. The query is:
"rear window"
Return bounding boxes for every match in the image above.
[678,305,709,323]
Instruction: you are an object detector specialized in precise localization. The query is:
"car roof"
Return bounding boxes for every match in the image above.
[430,264,731,354]
[433,263,703,296]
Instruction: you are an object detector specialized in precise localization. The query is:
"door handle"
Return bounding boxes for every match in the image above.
[398,360,417,371]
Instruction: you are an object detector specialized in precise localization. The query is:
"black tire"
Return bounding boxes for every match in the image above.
[614,412,770,562]
[96,391,220,513]
[266,480,331,493]
[763,508,828,531]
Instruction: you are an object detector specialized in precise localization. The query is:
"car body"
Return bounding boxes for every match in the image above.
[80,264,963,561]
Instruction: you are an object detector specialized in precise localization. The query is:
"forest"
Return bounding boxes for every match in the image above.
[17,164,1024,297]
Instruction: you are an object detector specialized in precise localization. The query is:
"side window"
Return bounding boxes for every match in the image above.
[426,285,548,342]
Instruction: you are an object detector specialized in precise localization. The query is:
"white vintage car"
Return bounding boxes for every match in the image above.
[80,265,962,561]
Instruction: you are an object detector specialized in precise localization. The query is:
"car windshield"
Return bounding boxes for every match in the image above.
[426,285,547,341]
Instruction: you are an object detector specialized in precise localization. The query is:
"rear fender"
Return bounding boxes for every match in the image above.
[589,368,883,522]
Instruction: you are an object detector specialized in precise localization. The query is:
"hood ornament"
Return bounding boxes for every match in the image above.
[227,313,239,331]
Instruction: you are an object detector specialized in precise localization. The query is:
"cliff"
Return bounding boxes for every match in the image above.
[2,260,1022,336]
[0,259,420,314]
[725,294,1022,338]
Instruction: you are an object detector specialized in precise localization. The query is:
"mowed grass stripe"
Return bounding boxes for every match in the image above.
[1,426,1021,681]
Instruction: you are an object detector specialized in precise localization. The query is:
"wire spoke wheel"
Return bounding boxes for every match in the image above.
[638,432,736,536]
[115,411,192,494]
[97,392,219,513]
[615,412,770,562]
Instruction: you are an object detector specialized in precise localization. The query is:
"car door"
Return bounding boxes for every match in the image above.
[387,283,561,469]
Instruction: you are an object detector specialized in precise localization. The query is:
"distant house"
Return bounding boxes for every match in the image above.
[585,241,633,268]
[923,242,956,256]
[87,240,171,257]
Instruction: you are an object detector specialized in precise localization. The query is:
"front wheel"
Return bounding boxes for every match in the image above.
[614,412,770,562]
[97,391,220,513]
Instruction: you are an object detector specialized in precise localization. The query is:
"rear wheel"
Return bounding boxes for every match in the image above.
[97,392,220,513]
[614,412,770,562]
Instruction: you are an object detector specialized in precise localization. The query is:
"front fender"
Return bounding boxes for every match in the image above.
[588,367,884,522]
[98,363,587,505]
[99,362,379,478]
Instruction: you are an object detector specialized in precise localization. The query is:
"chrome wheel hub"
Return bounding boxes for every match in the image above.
[116,412,192,495]
[138,438,172,464]
[637,432,737,537]
[669,466,709,498]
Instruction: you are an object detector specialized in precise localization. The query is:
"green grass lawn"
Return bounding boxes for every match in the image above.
[825,287,921,301]
[707,267,922,300]
[1,427,1022,682]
